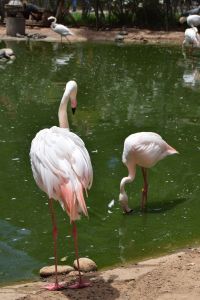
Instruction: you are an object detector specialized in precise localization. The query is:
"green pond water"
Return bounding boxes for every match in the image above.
[0,40,199,285]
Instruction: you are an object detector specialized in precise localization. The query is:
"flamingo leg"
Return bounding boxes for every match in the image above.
[141,167,148,210]
[65,36,71,44]
[68,221,91,289]
[44,198,65,291]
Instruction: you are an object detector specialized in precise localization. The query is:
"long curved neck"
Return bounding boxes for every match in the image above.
[58,90,70,129]
[120,175,135,195]
[119,171,135,213]
[51,17,56,28]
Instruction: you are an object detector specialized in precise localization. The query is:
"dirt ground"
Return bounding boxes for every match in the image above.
[0,25,197,300]
[1,247,200,300]
[0,24,184,45]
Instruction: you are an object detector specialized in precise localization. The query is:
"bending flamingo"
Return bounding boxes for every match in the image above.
[119,132,178,213]
[30,80,93,290]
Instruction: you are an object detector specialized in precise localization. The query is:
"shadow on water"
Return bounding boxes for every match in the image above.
[147,197,187,213]
[122,197,187,216]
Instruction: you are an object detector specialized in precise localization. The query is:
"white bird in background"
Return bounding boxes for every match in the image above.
[182,27,200,50]
[30,81,93,290]
[48,16,74,43]
[119,132,178,214]
[180,14,200,28]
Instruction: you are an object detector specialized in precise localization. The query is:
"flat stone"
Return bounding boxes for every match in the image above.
[68,270,83,276]
[40,265,74,277]
[73,258,97,272]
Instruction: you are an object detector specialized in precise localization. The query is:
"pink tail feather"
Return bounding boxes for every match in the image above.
[60,181,88,223]
[167,145,179,155]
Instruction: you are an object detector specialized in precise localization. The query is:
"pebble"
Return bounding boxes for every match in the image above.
[40,265,74,277]
[73,257,97,272]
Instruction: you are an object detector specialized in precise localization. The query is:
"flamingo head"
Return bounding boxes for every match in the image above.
[71,98,77,114]
[119,192,133,214]
[48,16,56,23]
[179,16,186,24]
[67,81,77,114]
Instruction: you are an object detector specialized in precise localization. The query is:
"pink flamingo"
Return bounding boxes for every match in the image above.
[30,81,93,290]
[119,132,178,213]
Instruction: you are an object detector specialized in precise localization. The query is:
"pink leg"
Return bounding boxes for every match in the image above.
[68,221,91,289]
[141,168,148,210]
[44,198,66,291]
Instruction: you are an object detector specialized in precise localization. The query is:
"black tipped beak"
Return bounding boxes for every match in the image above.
[123,209,133,215]
[72,107,76,115]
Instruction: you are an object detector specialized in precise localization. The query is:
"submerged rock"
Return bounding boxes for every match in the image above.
[73,258,97,272]
[40,265,74,277]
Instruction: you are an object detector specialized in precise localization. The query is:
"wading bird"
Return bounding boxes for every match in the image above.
[48,16,74,43]
[182,27,200,54]
[30,80,93,290]
[119,132,178,213]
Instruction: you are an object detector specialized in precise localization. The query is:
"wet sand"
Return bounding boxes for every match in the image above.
[0,25,184,45]
[1,247,200,299]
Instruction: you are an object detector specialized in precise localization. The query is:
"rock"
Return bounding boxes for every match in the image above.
[73,258,97,272]
[40,265,74,277]
[68,270,83,276]
[187,263,195,266]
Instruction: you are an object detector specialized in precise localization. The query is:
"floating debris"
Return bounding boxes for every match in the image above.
[108,199,115,208]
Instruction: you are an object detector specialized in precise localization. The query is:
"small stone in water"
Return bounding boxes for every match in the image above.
[73,258,97,272]
[40,265,74,277]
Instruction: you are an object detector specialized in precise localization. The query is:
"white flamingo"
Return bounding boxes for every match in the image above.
[183,27,200,48]
[119,132,178,213]
[48,16,74,43]
[30,80,93,290]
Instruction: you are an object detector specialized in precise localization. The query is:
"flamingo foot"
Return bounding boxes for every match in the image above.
[68,279,92,289]
[44,282,66,291]
[124,208,133,215]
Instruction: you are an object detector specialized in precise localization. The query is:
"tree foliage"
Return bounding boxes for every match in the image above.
[1,0,199,29]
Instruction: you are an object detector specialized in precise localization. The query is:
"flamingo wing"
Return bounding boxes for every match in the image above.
[30,126,93,221]
[54,24,73,36]
[123,132,171,168]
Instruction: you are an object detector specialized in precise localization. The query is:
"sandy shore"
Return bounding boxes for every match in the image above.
[1,247,200,300]
[0,24,184,45]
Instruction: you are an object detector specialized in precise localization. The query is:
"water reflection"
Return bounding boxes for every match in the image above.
[55,53,74,66]
[182,58,200,89]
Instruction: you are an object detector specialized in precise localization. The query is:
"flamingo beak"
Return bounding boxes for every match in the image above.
[71,99,77,115]
[72,107,76,115]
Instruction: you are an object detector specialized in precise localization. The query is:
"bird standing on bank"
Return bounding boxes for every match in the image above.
[119,132,178,213]
[30,81,93,290]
[48,16,74,43]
